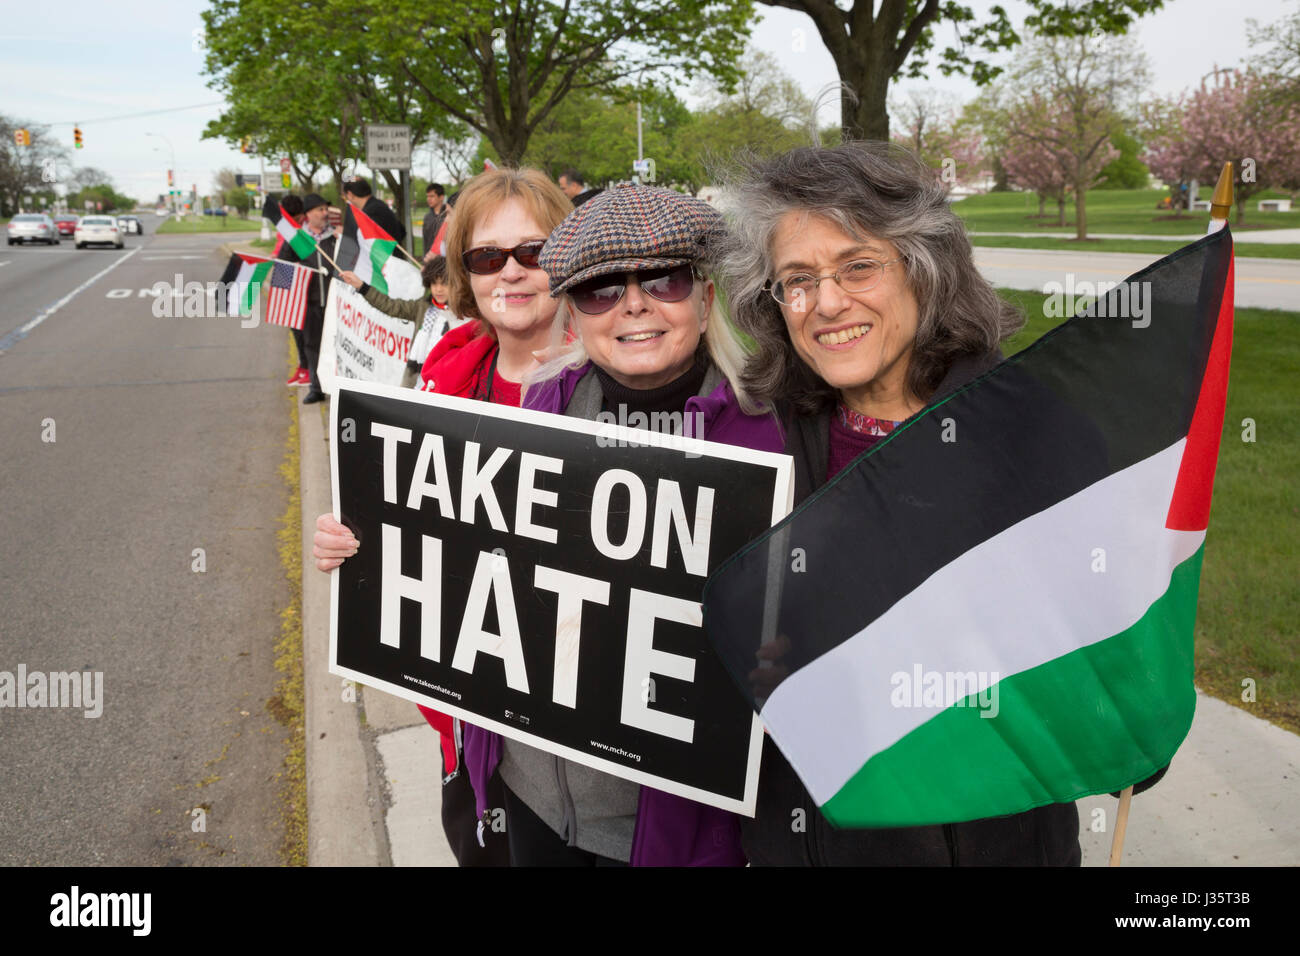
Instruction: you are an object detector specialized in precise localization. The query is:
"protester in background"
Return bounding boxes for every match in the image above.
[427,190,458,260]
[274,195,310,387]
[312,166,571,866]
[283,193,339,405]
[713,141,1095,866]
[343,175,405,243]
[557,168,602,208]
[336,255,465,388]
[421,183,447,260]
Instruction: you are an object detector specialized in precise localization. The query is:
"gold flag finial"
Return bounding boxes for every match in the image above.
[1210,162,1234,221]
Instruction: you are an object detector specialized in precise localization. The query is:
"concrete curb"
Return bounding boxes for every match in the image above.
[301,398,387,866]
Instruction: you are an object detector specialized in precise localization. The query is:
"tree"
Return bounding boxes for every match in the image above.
[201,1,369,195]
[359,0,754,165]
[890,89,989,189]
[755,0,1165,140]
[1146,70,1300,224]
[1247,3,1300,107]
[0,116,67,216]
[1096,129,1149,189]
[995,31,1145,238]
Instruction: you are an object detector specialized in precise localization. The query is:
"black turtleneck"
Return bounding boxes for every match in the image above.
[593,360,707,424]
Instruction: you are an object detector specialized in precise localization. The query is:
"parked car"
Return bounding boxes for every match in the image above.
[75,216,124,249]
[54,214,79,237]
[7,213,60,245]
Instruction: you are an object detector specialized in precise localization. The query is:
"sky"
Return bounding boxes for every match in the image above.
[0,0,1293,204]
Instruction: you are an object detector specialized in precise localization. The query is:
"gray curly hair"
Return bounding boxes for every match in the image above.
[713,141,1023,414]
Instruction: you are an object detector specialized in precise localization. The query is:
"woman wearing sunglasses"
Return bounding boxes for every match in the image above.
[313,166,572,866]
[449,183,785,867]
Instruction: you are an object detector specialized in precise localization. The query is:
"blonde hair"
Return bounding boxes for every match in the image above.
[525,271,765,415]
[445,167,573,324]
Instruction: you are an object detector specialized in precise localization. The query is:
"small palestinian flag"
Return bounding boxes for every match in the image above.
[702,227,1235,828]
[342,203,397,295]
[217,251,273,316]
[262,196,316,259]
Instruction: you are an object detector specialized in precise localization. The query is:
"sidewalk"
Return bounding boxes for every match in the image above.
[298,399,1300,867]
[968,228,1300,243]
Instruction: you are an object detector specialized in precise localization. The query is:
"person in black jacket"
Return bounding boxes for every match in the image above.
[712,142,1166,866]
[343,175,405,244]
[421,182,446,258]
[284,192,340,404]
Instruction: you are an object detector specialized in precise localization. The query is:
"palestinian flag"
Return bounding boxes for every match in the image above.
[262,196,316,259]
[702,227,1235,828]
[217,251,273,316]
[342,203,397,295]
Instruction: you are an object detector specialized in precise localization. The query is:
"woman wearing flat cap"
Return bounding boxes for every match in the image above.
[446,182,785,867]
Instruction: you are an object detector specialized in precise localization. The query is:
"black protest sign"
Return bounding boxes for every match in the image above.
[328,381,792,813]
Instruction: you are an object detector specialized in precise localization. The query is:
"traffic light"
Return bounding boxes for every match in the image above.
[14,129,31,146]
[240,137,250,154]
[74,127,83,149]
[167,169,174,187]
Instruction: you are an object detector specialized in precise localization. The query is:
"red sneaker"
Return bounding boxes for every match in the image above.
[288,367,309,387]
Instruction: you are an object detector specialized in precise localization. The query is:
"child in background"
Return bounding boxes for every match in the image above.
[337,255,469,388]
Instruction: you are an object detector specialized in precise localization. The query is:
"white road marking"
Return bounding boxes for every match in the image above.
[142,255,207,260]
[0,247,142,356]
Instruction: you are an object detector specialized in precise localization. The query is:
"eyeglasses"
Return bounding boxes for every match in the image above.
[767,257,904,308]
[462,240,546,275]
[568,264,696,315]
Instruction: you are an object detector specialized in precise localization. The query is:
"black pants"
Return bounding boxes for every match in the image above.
[741,735,1081,866]
[301,306,324,393]
[291,328,308,369]
[441,756,511,867]
[501,785,627,867]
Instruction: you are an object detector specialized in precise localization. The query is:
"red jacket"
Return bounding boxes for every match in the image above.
[418,319,497,398]
[414,317,503,772]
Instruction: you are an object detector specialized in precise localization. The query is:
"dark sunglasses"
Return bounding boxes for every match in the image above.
[568,264,696,315]
[461,240,546,275]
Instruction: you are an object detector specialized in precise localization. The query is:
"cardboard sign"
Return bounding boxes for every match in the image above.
[328,381,793,814]
[317,258,423,394]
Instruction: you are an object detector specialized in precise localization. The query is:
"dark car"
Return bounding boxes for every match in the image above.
[54,214,79,237]
[118,216,143,235]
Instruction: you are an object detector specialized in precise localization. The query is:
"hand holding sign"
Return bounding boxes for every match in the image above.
[313,512,358,571]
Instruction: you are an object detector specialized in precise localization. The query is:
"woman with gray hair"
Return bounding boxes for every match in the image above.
[714,141,1083,866]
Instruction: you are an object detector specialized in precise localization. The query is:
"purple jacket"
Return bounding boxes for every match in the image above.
[463,362,785,865]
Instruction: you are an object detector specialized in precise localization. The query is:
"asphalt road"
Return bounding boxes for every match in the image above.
[0,221,297,865]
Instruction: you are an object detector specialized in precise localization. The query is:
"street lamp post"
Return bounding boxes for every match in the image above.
[146,132,177,215]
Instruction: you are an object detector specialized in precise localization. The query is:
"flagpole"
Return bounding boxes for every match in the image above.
[1108,786,1134,866]
[394,243,424,268]
[1207,162,1234,235]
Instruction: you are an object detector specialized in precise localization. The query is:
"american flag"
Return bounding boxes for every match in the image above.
[266,261,310,330]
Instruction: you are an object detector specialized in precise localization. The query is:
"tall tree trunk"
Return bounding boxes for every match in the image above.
[1057,196,1066,227]
[841,53,891,141]
[1037,194,1046,217]
[1075,180,1087,240]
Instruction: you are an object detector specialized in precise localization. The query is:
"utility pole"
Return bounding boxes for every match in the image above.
[635,101,644,185]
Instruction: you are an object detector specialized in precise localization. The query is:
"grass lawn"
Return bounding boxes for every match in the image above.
[956,188,1300,236]
[998,288,1300,735]
[972,235,1300,261]
[156,216,263,234]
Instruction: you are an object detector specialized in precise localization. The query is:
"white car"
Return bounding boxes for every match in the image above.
[75,216,124,249]
[7,213,59,245]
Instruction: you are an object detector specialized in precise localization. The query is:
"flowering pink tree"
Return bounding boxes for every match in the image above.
[995,32,1138,239]
[1145,71,1300,223]
[890,90,991,191]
